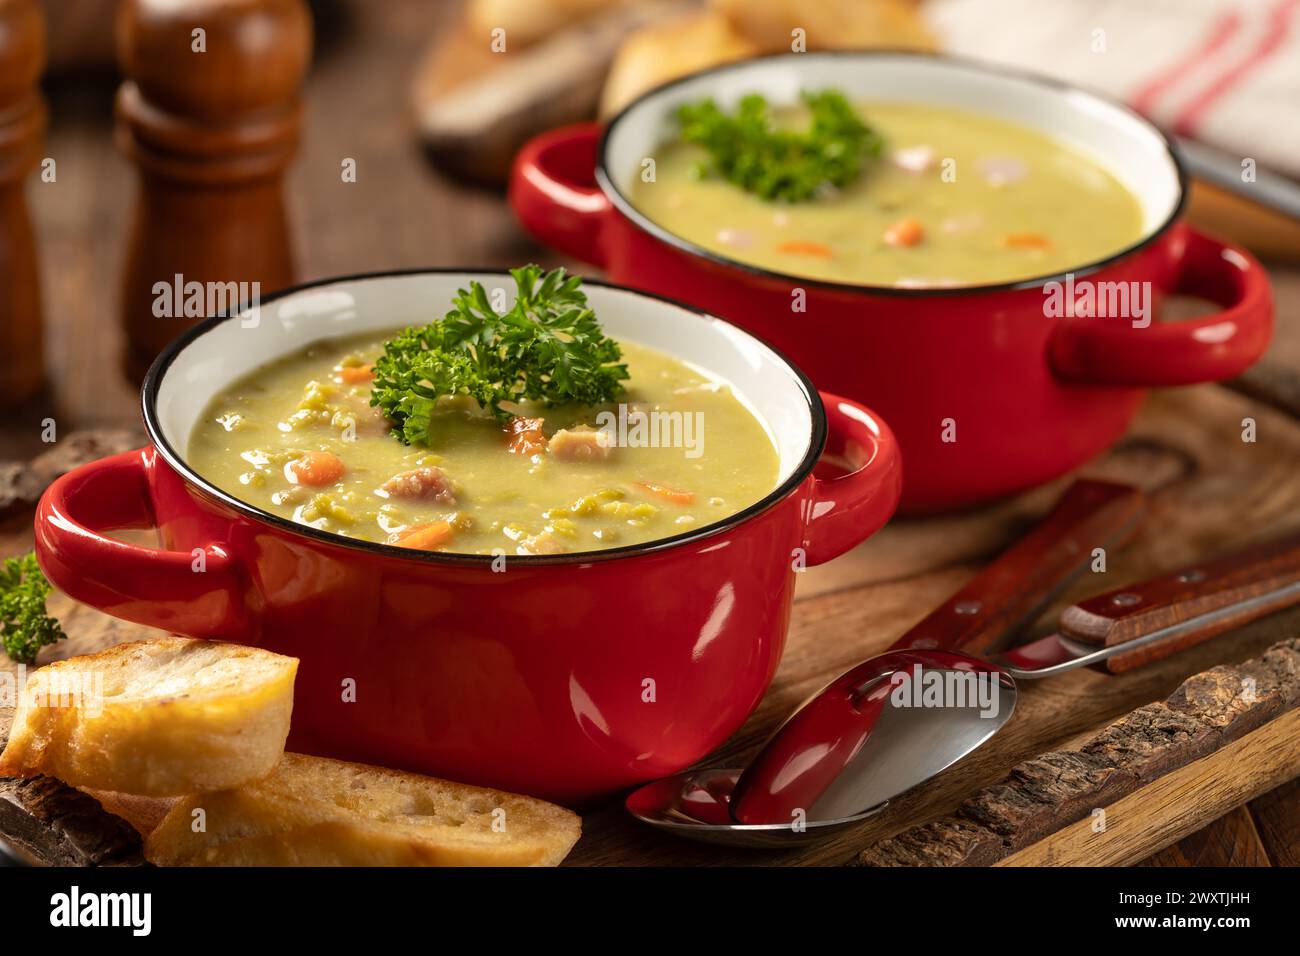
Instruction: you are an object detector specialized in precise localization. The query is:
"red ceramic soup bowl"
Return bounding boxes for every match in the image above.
[34,271,901,804]
[510,52,1273,513]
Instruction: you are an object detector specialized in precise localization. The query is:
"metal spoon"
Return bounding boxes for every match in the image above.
[628,525,1300,846]
[627,478,1144,845]
[626,650,1015,847]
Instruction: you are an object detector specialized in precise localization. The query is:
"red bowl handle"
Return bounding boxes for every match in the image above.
[803,393,903,566]
[509,122,611,268]
[1049,224,1273,386]
[34,446,252,638]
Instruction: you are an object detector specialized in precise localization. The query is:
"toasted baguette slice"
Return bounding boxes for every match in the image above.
[0,637,297,796]
[85,790,180,837]
[145,753,582,867]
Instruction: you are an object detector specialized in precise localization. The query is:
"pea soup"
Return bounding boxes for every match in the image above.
[187,335,780,556]
[630,101,1145,287]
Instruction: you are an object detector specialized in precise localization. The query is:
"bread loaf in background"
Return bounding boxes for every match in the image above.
[466,0,638,47]
[599,9,759,118]
[600,0,935,116]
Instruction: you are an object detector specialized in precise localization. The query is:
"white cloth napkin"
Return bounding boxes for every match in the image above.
[926,0,1300,177]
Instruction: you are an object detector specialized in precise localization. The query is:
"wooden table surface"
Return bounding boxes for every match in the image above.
[5,0,1298,865]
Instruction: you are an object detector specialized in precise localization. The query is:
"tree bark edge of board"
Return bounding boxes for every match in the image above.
[852,637,1300,867]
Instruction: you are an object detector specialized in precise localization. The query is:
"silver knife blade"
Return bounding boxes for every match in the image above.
[995,577,1300,680]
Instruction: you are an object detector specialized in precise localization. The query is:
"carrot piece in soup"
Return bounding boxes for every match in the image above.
[287,451,345,486]
[883,218,924,247]
[776,240,835,259]
[338,364,374,384]
[387,520,455,551]
[1002,232,1052,249]
[505,416,547,455]
[635,481,695,504]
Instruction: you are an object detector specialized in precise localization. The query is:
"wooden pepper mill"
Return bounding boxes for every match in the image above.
[116,0,311,383]
[0,0,47,405]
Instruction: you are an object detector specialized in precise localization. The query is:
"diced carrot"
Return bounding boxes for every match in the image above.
[287,451,345,486]
[776,240,835,259]
[635,481,695,504]
[883,218,924,247]
[1002,232,1052,249]
[505,416,547,455]
[387,520,455,551]
[338,364,374,384]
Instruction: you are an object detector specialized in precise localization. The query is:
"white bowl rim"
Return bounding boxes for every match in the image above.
[594,49,1190,298]
[141,268,831,566]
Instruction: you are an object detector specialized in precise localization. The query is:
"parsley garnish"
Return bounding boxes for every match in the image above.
[0,553,65,665]
[370,265,629,445]
[676,89,883,202]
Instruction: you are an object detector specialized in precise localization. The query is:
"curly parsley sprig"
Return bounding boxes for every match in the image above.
[676,89,883,202]
[370,265,629,445]
[1,553,65,665]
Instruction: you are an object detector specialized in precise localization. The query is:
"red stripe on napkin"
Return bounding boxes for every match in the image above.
[1172,0,1300,135]
[1130,10,1242,116]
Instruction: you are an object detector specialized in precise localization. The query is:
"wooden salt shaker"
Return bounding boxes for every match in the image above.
[0,0,47,405]
[115,0,311,383]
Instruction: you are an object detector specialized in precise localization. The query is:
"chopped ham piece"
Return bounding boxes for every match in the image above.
[518,531,564,555]
[976,155,1027,186]
[548,427,613,462]
[893,145,935,172]
[716,228,754,249]
[941,214,983,235]
[380,466,456,503]
[339,394,390,437]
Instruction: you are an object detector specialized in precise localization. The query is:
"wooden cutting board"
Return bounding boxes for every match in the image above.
[2,379,1300,866]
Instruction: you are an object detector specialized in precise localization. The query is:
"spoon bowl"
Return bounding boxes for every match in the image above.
[625,651,1017,847]
[730,651,1018,826]
[625,768,889,848]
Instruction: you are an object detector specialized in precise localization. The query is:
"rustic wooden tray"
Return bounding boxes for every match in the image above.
[2,380,1299,866]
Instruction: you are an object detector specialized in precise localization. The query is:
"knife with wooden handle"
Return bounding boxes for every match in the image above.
[998,529,1300,676]
[889,479,1144,656]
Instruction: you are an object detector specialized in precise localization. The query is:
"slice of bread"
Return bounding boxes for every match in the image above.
[145,753,582,867]
[85,790,179,836]
[0,637,296,796]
